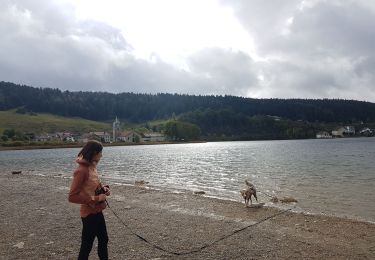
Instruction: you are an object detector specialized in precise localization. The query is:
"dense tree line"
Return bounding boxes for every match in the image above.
[164,120,201,141]
[2,81,375,123]
[1,81,375,140]
[178,109,320,140]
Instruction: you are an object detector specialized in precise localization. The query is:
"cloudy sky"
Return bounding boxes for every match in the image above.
[1,0,375,101]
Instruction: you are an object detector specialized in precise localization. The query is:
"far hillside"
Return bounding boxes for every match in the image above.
[2,81,375,123]
[0,110,110,134]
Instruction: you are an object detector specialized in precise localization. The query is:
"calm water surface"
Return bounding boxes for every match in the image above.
[1,138,374,222]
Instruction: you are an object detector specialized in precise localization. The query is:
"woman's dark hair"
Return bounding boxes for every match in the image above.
[78,140,103,162]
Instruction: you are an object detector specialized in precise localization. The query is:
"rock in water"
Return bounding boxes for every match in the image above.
[135,180,149,186]
[280,197,298,203]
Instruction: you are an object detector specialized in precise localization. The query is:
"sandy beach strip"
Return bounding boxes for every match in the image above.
[1,173,375,260]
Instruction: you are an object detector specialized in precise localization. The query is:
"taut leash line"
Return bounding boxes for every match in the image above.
[105,200,296,256]
[106,200,180,254]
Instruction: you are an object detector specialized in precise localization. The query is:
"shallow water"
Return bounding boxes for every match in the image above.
[1,138,375,222]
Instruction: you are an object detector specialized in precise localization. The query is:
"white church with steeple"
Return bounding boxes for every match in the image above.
[112,116,121,142]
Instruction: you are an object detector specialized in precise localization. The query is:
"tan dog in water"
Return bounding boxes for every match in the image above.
[240,180,258,207]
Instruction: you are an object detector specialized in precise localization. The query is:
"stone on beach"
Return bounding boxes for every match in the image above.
[270,196,279,203]
[13,242,24,249]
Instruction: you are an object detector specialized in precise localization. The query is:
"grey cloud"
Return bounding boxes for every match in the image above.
[221,0,375,56]
[278,1,375,57]
[0,0,260,96]
[260,60,342,98]
[78,20,132,51]
[0,0,134,91]
[105,48,259,96]
[0,0,261,96]
[102,60,197,94]
[187,48,259,96]
[220,0,301,53]
[258,56,375,101]
[2,0,77,35]
[2,0,375,101]
[223,0,375,101]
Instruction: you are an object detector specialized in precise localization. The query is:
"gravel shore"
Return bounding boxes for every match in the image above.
[1,173,375,259]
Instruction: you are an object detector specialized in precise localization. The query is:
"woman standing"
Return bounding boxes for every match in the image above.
[68,140,110,260]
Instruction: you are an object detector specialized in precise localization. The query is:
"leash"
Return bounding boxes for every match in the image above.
[105,199,296,256]
[105,200,181,254]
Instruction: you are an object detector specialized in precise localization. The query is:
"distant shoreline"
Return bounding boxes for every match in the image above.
[1,136,374,151]
[0,140,206,151]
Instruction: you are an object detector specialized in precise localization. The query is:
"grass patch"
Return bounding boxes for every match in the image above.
[0,110,111,134]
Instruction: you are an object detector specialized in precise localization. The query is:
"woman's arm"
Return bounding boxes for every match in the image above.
[68,168,92,204]
[68,167,107,204]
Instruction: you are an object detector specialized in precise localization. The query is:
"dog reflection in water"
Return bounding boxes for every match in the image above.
[240,180,258,207]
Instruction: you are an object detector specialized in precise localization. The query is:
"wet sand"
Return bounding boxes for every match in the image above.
[1,173,375,259]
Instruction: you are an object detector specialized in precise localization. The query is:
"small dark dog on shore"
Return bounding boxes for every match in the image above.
[240,180,258,207]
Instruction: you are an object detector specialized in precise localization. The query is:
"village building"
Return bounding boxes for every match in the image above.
[64,136,75,142]
[316,131,332,139]
[34,134,52,142]
[343,126,356,136]
[117,131,142,143]
[89,131,111,143]
[65,117,167,144]
[332,127,346,137]
[359,127,373,137]
[332,126,355,137]
[77,133,99,143]
[141,132,166,142]
[55,132,75,142]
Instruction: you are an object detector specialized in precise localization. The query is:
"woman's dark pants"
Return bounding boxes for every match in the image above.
[78,212,108,260]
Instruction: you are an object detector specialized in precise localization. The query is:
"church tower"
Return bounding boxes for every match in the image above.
[112,116,120,142]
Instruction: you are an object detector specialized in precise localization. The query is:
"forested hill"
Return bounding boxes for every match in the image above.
[1,81,375,124]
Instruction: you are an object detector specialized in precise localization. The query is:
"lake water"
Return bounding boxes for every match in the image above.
[1,138,374,223]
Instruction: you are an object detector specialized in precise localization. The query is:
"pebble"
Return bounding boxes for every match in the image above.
[13,242,24,249]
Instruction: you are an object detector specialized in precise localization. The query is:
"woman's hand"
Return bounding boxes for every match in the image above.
[98,194,107,202]
[103,186,111,196]
[97,201,107,210]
